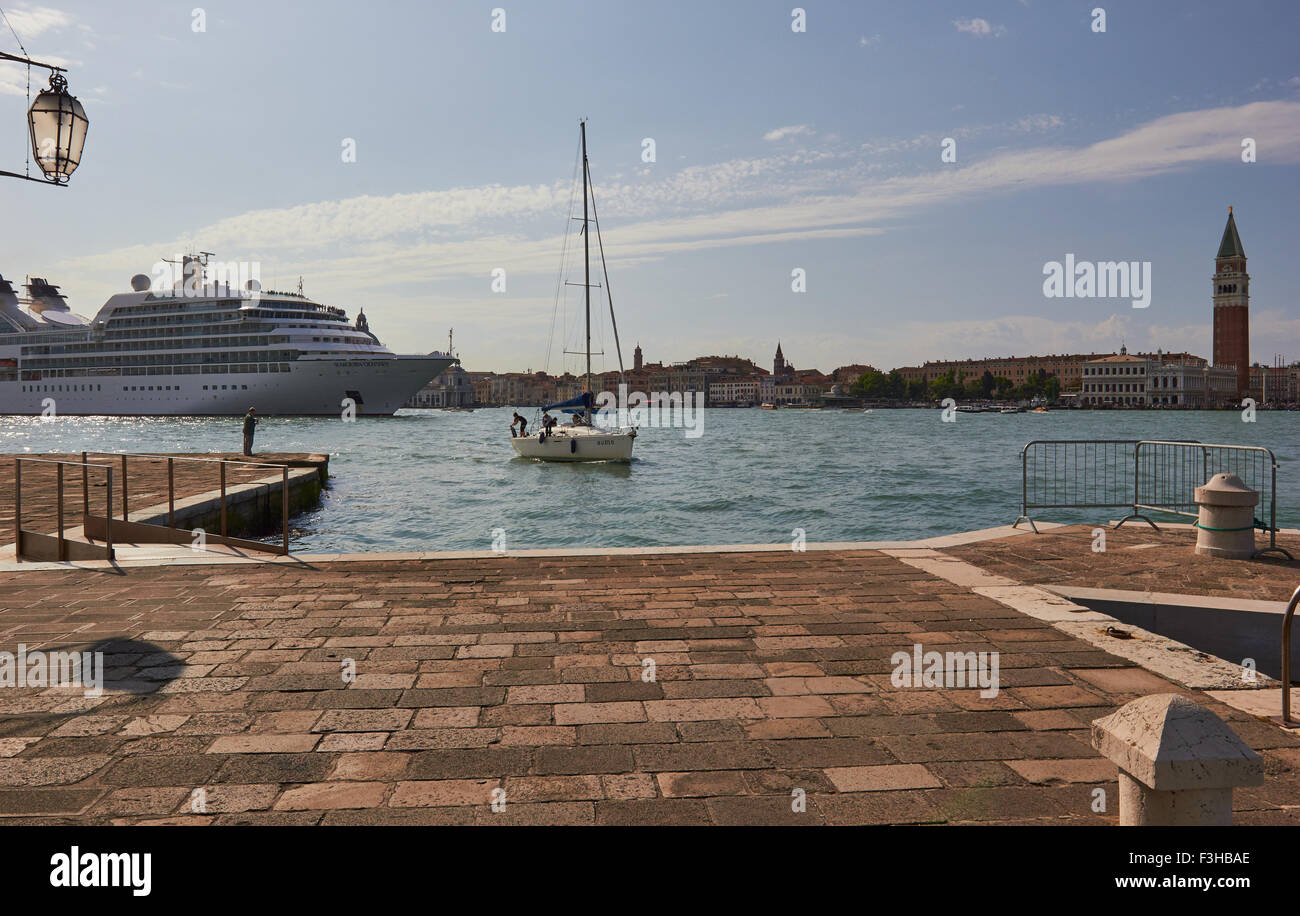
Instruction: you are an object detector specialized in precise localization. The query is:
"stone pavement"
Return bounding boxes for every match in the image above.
[950,524,1300,602]
[0,452,327,549]
[1,546,1298,825]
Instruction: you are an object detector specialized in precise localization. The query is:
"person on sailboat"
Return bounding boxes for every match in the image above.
[510,412,528,438]
[540,412,557,439]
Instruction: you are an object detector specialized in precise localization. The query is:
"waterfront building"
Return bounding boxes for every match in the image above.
[764,343,831,404]
[893,365,927,386]
[895,354,1112,392]
[489,371,559,407]
[1248,363,1300,406]
[771,381,822,406]
[832,364,876,387]
[1147,357,1238,408]
[773,341,792,379]
[707,376,761,406]
[899,350,1201,400]
[406,362,475,408]
[1212,207,1250,396]
[1079,347,1153,406]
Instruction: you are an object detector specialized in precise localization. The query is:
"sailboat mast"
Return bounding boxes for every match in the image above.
[581,120,591,404]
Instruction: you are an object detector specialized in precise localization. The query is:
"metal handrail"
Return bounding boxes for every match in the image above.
[100,452,291,554]
[1282,586,1300,726]
[14,456,115,562]
[115,453,290,470]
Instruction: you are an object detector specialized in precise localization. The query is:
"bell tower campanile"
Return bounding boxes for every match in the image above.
[1212,207,1250,396]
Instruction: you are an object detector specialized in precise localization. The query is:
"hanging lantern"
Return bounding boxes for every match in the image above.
[27,72,88,184]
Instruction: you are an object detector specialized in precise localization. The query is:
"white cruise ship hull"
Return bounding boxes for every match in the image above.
[3,354,455,416]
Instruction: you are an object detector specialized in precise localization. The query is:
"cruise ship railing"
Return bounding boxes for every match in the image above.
[79,453,291,556]
[13,457,115,562]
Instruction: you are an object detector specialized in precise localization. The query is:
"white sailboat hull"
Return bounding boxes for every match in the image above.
[510,427,635,462]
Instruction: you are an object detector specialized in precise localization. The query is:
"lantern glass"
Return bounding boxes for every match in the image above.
[27,74,88,183]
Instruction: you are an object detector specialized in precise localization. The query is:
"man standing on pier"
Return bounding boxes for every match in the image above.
[242,407,258,456]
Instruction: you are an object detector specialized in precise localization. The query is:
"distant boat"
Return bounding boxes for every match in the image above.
[760,403,777,410]
[1000,405,1025,414]
[1032,406,1049,414]
[510,121,636,463]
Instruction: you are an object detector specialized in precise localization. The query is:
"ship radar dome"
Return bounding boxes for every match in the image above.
[245,279,261,293]
[130,274,150,291]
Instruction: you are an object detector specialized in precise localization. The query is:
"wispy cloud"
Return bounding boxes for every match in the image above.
[859,112,1063,155]
[759,124,811,142]
[55,99,1300,357]
[763,124,814,142]
[1010,114,1063,133]
[953,18,1007,38]
[67,101,1300,261]
[0,5,78,95]
[2,5,72,41]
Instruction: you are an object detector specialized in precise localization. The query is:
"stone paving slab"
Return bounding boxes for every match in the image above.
[948,524,1300,602]
[0,547,1297,825]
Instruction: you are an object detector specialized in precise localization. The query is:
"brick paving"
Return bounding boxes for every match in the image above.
[0,452,326,548]
[1,547,1298,825]
[949,524,1300,602]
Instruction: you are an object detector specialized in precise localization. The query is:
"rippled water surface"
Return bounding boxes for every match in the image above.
[2,408,1296,552]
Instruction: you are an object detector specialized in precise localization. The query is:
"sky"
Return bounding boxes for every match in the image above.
[0,0,1298,377]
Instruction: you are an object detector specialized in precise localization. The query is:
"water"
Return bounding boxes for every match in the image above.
[2,408,1296,552]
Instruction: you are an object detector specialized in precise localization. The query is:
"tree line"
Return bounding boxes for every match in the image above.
[850,368,1062,403]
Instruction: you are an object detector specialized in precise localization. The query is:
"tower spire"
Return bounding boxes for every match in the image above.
[1217,207,1245,259]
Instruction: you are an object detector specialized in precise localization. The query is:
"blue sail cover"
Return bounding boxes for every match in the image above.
[541,391,593,414]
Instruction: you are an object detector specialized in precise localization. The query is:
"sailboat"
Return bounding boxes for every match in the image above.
[510,121,637,463]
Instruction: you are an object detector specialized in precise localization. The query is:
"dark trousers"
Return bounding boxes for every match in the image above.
[243,432,254,456]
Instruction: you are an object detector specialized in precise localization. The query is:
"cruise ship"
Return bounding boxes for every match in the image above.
[0,255,456,416]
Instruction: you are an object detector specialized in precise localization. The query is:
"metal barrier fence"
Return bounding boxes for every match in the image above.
[1015,440,1145,532]
[13,457,115,562]
[1134,440,1288,558]
[1014,438,1292,560]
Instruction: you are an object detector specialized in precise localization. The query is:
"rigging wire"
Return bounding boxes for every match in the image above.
[585,156,624,379]
[0,6,32,176]
[1,7,29,55]
[543,133,582,376]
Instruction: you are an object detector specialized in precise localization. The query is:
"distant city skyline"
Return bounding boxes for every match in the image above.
[1,1,1298,374]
